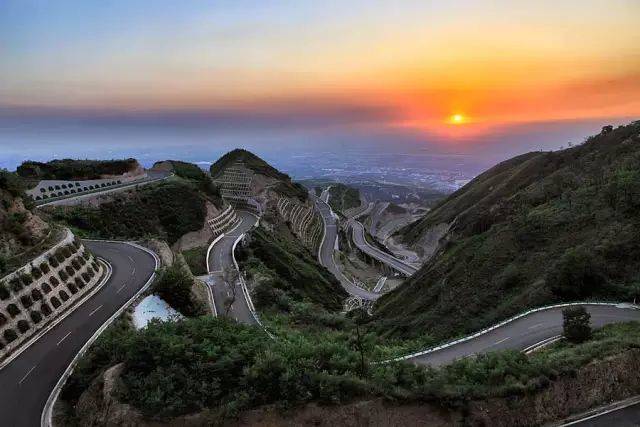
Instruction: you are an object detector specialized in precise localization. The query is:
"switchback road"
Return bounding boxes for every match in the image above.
[206,211,258,325]
[315,197,379,301]
[0,240,157,427]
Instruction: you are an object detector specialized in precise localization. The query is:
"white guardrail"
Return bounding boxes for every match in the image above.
[383,301,640,363]
[42,241,161,427]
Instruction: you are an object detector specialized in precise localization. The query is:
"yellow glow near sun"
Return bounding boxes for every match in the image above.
[450,114,465,124]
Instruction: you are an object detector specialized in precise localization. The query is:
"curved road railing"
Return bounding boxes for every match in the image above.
[382,301,640,365]
[42,241,160,427]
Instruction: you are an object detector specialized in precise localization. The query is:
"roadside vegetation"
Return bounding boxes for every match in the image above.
[60,309,640,422]
[152,262,206,317]
[181,246,208,276]
[46,180,208,244]
[378,122,640,340]
[17,158,139,181]
[328,183,360,213]
[154,160,223,207]
[237,226,347,312]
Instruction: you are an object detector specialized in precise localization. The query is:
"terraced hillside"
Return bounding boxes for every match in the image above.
[375,122,640,340]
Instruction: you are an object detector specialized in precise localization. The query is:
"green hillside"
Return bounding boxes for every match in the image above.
[375,122,640,340]
[17,159,139,181]
[328,183,360,213]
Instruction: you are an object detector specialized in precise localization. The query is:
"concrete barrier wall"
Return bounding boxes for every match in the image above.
[27,173,147,201]
[207,205,240,237]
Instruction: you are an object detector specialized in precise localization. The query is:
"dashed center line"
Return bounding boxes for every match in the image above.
[57,331,72,346]
[18,365,36,385]
[89,305,103,316]
[116,283,127,294]
[528,323,544,330]
[494,337,511,345]
[127,255,134,263]
[131,267,136,276]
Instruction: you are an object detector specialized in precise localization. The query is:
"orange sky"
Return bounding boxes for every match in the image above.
[2,1,639,140]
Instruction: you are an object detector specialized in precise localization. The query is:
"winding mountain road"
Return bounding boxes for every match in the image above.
[205,211,258,325]
[0,240,157,427]
[350,219,418,277]
[403,303,640,367]
[315,197,380,300]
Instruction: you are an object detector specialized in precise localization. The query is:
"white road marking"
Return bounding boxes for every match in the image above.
[494,337,511,345]
[127,255,134,263]
[131,267,136,276]
[57,331,72,346]
[116,283,127,294]
[89,305,103,316]
[528,323,544,329]
[18,365,36,385]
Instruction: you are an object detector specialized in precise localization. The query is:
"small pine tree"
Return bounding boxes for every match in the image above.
[563,306,592,344]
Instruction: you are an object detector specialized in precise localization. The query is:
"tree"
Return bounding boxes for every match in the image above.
[563,306,592,344]
[348,308,375,378]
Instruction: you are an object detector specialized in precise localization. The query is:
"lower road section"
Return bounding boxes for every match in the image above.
[350,219,417,277]
[315,198,379,301]
[0,240,157,427]
[206,211,258,325]
[407,304,640,367]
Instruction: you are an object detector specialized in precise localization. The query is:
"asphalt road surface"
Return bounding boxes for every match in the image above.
[315,197,380,301]
[206,211,258,325]
[0,240,156,427]
[407,304,640,367]
[350,219,417,277]
[569,401,640,426]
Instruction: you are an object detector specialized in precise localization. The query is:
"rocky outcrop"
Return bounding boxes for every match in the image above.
[467,349,640,427]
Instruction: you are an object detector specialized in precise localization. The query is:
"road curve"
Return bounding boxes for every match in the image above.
[315,197,380,301]
[206,211,258,325]
[350,220,417,277]
[405,304,640,367]
[0,240,156,427]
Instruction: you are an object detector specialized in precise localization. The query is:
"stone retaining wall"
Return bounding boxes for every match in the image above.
[277,197,323,252]
[0,229,104,360]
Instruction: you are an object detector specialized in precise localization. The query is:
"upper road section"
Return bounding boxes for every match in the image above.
[315,197,379,301]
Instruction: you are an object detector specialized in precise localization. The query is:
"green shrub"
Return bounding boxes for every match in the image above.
[40,262,50,274]
[59,270,68,281]
[9,277,22,292]
[153,264,204,317]
[0,283,9,300]
[0,313,7,326]
[563,306,592,343]
[550,247,604,299]
[19,273,33,286]
[31,288,43,301]
[42,283,52,293]
[81,272,90,282]
[50,296,61,308]
[61,246,73,258]
[20,295,33,308]
[67,283,78,294]
[17,320,29,333]
[3,328,17,342]
[31,266,42,279]
[66,265,75,276]
[49,256,59,268]
[75,277,85,289]
[7,304,20,317]
[50,276,60,286]
[41,302,52,316]
[30,311,42,323]
[59,290,69,302]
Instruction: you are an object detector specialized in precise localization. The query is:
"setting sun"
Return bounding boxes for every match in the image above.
[450,114,465,124]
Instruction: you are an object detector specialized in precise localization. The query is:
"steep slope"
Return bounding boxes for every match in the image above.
[0,171,51,276]
[375,122,640,340]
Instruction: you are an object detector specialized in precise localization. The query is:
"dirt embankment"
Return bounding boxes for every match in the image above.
[66,349,640,427]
